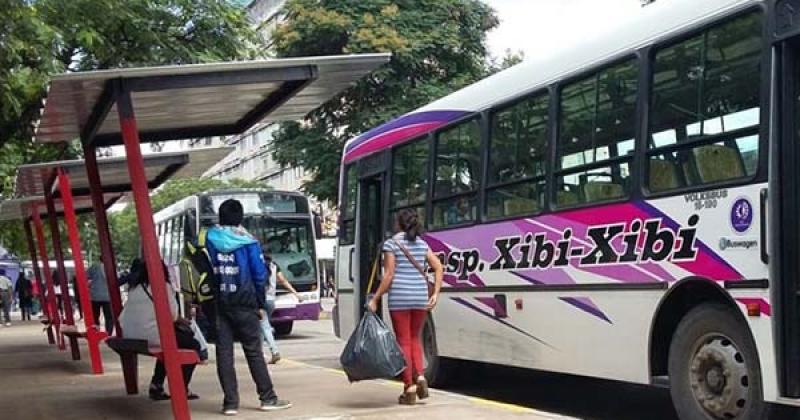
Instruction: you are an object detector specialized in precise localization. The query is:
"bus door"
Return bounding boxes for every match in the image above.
[775,19,800,398]
[355,152,389,322]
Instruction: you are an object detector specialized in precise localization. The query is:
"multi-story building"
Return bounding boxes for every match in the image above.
[195,0,312,193]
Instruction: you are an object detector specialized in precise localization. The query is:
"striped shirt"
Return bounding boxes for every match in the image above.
[383,233,430,311]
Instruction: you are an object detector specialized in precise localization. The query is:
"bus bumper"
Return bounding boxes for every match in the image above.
[272,302,321,323]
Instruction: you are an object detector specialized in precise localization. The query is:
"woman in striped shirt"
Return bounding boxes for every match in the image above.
[368,208,444,405]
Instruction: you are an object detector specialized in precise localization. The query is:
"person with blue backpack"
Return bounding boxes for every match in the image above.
[205,199,291,416]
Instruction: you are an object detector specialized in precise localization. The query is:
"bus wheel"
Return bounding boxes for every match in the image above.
[422,316,450,387]
[668,304,767,420]
[275,321,293,337]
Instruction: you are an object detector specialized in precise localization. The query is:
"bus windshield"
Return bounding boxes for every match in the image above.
[200,192,309,215]
[243,217,317,287]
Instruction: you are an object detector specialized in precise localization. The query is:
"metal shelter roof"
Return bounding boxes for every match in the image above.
[33,54,391,146]
[0,147,233,221]
[0,194,124,222]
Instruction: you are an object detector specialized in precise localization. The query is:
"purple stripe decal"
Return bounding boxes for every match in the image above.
[736,298,772,317]
[451,297,555,349]
[345,110,469,152]
[632,200,741,280]
[559,297,613,324]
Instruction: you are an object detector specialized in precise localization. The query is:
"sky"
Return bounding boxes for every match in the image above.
[485,0,646,61]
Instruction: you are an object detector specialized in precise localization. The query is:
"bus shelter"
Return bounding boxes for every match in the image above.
[0,148,231,368]
[21,53,391,420]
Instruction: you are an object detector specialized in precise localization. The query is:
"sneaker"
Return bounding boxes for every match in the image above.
[222,406,238,416]
[4,323,10,327]
[259,399,292,411]
[148,384,170,401]
[269,352,281,364]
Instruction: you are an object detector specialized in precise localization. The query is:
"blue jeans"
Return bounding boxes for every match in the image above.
[260,300,278,355]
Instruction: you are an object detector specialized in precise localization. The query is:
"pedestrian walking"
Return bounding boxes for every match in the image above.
[15,272,33,321]
[0,269,13,326]
[72,276,82,320]
[53,270,64,318]
[119,259,203,401]
[88,261,113,334]
[260,249,301,364]
[205,199,291,415]
[367,208,444,405]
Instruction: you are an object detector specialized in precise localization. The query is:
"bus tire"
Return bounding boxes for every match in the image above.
[275,321,293,337]
[668,304,768,420]
[422,315,451,387]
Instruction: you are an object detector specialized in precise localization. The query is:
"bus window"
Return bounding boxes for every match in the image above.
[647,12,761,193]
[556,58,638,207]
[391,137,429,208]
[431,118,481,228]
[487,92,549,219]
[390,137,428,227]
[339,164,357,245]
[184,210,197,242]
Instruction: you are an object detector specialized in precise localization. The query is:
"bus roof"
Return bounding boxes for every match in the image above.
[153,188,311,223]
[342,0,760,164]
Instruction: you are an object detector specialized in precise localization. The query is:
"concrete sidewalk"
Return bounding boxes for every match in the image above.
[0,321,573,419]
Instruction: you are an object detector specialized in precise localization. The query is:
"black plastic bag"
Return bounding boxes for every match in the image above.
[340,311,406,382]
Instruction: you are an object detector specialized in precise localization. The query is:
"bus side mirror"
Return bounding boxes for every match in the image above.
[314,212,323,239]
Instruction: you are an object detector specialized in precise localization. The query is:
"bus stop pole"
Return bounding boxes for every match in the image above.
[43,175,76,329]
[116,87,191,420]
[32,209,64,350]
[82,143,123,336]
[24,218,55,344]
[58,168,104,374]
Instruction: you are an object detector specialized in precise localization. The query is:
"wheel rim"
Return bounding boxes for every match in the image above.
[688,333,750,419]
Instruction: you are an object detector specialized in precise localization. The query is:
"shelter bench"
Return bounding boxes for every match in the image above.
[106,337,200,395]
[61,325,108,362]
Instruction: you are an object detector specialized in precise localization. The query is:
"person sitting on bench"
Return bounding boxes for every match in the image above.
[119,259,203,401]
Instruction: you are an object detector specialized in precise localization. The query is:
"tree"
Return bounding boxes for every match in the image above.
[269,0,499,203]
[0,0,260,257]
[109,177,268,265]
[487,49,525,75]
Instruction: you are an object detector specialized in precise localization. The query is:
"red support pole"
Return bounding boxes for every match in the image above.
[32,209,63,349]
[82,142,123,336]
[58,169,105,374]
[43,173,76,329]
[24,218,54,344]
[116,89,190,420]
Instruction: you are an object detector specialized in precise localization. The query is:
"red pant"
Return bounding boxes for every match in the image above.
[390,309,427,386]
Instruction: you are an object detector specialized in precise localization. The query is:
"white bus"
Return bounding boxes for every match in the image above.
[334,0,800,418]
[155,189,323,336]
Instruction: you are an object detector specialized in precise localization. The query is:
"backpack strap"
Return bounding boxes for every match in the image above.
[197,228,207,248]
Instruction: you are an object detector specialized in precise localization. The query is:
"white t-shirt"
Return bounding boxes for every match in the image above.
[119,282,178,346]
[266,262,278,302]
[0,275,11,291]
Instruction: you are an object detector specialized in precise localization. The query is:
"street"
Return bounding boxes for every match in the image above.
[282,318,679,420]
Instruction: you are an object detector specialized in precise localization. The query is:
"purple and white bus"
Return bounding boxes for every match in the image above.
[334,0,800,418]
[156,189,323,336]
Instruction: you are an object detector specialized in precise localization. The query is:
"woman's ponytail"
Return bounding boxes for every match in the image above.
[397,208,422,242]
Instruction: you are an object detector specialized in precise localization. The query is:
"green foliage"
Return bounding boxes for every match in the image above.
[0,0,260,258]
[487,49,525,75]
[270,0,499,203]
[109,177,268,264]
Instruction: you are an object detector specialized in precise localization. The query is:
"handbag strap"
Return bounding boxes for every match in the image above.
[393,239,427,278]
